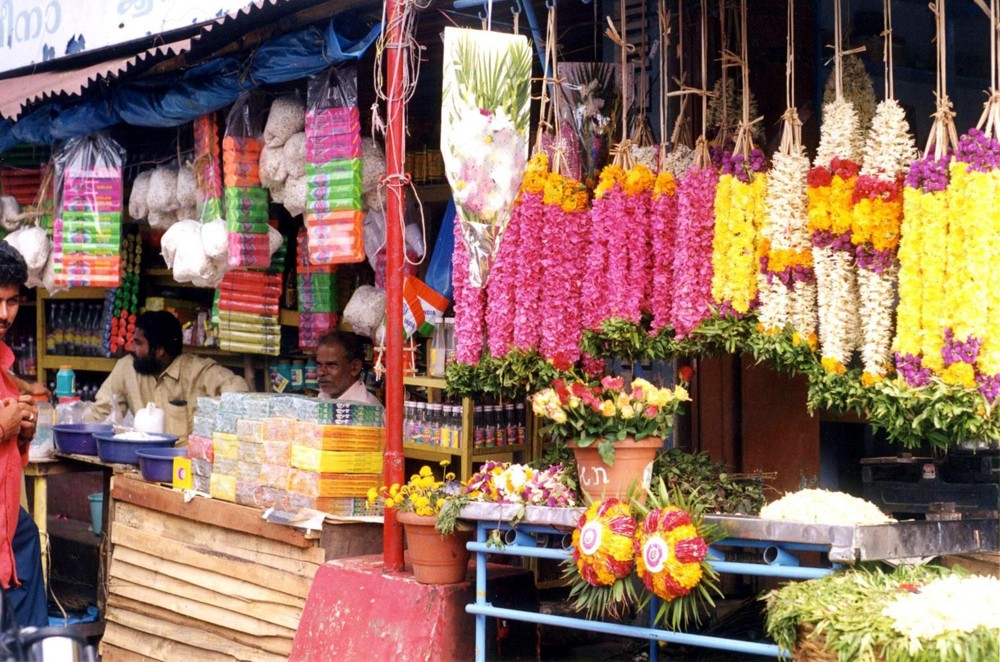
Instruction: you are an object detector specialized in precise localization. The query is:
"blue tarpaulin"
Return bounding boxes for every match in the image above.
[0,15,380,150]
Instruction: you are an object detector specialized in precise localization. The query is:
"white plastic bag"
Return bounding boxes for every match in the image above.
[147,166,179,212]
[0,196,21,231]
[127,170,151,220]
[264,94,306,148]
[283,132,306,178]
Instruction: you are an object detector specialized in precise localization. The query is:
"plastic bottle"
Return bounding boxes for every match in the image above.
[473,405,485,449]
[428,322,447,377]
[25,337,36,378]
[450,405,464,449]
[403,401,414,445]
[428,404,442,447]
[55,365,76,399]
[483,405,497,448]
[516,403,526,446]
[414,402,427,444]
[51,304,65,355]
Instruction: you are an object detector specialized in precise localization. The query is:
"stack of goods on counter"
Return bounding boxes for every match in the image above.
[303,64,364,265]
[296,227,339,350]
[102,230,141,356]
[52,133,125,287]
[223,93,270,268]
[188,397,217,493]
[214,269,282,356]
[195,393,382,516]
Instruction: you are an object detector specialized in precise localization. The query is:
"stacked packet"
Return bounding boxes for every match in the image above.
[296,227,339,350]
[193,113,224,220]
[304,65,364,265]
[53,134,125,287]
[214,269,282,356]
[223,94,270,267]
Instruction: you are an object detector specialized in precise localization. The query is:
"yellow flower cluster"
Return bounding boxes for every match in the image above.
[758,239,813,273]
[851,196,902,252]
[653,171,677,199]
[792,331,819,349]
[807,174,856,236]
[821,357,847,374]
[593,163,655,199]
[520,152,590,212]
[895,186,929,359]
[367,464,455,517]
[712,172,767,313]
[519,152,551,196]
[916,189,949,373]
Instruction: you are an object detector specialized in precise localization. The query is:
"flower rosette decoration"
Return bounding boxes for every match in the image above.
[650,171,678,331]
[671,147,719,338]
[808,98,863,373]
[851,98,916,383]
[564,499,640,617]
[441,27,532,288]
[712,148,767,316]
[634,507,707,601]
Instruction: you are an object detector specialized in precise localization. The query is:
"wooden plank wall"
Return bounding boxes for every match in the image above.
[99,499,322,661]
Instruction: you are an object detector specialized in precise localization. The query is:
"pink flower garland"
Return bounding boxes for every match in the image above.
[672,166,719,337]
[651,188,678,330]
[539,204,586,362]
[485,208,521,358]
[453,220,486,364]
[620,191,654,323]
[583,193,613,329]
[512,191,545,349]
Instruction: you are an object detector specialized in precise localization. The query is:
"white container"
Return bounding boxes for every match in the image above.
[134,402,165,434]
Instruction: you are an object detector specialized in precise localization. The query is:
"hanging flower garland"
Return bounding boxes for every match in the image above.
[564,499,640,618]
[453,217,486,364]
[712,149,767,316]
[650,171,678,331]
[759,152,814,340]
[672,154,719,338]
[509,154,546,352]
[809,98,863,373]
[852,99,916,384]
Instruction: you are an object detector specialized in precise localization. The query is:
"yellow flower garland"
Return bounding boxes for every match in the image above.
[712,172,766,313]
[917,189,949,374]
[895,186,926,360]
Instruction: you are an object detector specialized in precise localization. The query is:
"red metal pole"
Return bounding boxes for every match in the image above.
[381,0,406,573]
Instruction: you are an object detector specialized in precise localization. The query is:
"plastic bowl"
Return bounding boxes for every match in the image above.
[94,433,178,465]
[52,424,113,456]
[135,447,188,483]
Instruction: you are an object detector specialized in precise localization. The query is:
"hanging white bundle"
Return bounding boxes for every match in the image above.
[264,95,306,148]
[267,225,283,256]
[3,225,51,281]
[0,196,21,231]
[200,218,229,260]
[362,138,387,210]
[860,99,916,179]
[148,210,179,231]
[177,206,198,222]
[815,98,861,167]
[147,166,180,213]
[283,175,307,217]
[176,165,198,209]
[342,285,387,340]
[127,170,151,220]
[283,132,307,178]
[269,181,286,204]
[260,145,288,188]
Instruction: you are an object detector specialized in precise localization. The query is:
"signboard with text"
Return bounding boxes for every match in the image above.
[0,0,262,74]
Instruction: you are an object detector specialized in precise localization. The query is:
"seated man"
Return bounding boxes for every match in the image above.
[88,311,249,439]
[315,332,382,407]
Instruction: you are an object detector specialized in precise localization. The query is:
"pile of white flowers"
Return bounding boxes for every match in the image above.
[883,575,1000,646]
[759,488,893,525]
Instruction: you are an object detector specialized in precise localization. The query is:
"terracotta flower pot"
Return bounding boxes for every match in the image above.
[397,511,473,584]
[569,436,663,501]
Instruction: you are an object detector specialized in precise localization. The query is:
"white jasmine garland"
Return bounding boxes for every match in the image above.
[857,265,898,376]
[791,280,818,341]
[815,98,861,167]
[662,144,695,179]
[860,99,917,179]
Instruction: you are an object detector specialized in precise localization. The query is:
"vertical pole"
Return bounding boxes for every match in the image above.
[382,0,406,573]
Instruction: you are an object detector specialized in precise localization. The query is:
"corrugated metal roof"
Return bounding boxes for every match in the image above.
[0,0,297,121]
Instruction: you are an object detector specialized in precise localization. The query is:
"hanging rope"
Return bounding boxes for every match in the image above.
[778,0,802,156]
[533,2,570,175]
[658,0,670,162]
[671,0,693,148]
[882,0,894,99]
[731,0,761,160]
[693,0,712,168]
[716,0,730,145]
[973,0,1000,138]
[606,0,637,169]
[825,0,865,102]
[925,0,959,158]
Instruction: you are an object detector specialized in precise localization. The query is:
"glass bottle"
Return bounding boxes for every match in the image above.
[516,402,526,446]
[414,402,427,444]
[473,405,485,449]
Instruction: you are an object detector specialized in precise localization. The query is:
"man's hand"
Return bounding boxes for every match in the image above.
[15,394,38,446]
[22,382,49,398]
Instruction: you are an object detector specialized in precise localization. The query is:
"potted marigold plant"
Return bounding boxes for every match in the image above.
[532,375,690,500]
[368,464,471,584]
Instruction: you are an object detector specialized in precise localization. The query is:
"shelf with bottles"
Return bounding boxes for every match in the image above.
[5,329,38,382]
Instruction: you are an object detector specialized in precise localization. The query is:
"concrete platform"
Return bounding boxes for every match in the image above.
[291,555,537,661]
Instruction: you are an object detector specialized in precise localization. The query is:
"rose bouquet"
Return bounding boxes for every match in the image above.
[532,375,690,465]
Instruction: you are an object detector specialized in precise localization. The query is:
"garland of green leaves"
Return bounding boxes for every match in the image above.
[446,316,1000,448]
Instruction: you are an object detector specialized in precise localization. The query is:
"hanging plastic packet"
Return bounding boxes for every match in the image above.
[304,63,364,265]
[223,92,269,268]
[51,132,125,287]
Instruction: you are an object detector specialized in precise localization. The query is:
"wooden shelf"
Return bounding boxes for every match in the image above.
[416,183,452,203]
[402,443,460,460]
[40,355,117,372]
[474,444,526,456]
[403,375,448,390]
[40,288,107,300]
[280,309,299,326]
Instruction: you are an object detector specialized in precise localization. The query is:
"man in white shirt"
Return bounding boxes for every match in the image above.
[315,332,382,407]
